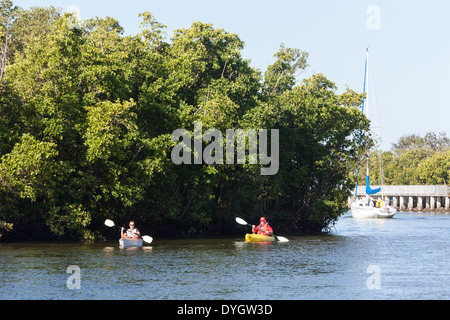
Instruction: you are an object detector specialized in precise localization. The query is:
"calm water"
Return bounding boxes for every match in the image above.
[1,212,449,300]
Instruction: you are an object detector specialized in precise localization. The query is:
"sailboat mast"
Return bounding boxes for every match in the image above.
[363,48,370,181]
[362,48,381,197]
[354,48,370,197]
[361,48,369,116]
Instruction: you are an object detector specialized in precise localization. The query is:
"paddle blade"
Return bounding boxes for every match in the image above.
[104,219,115,228]
[235,218,249,226]
[142,236,153,244]
[276,236,289,243]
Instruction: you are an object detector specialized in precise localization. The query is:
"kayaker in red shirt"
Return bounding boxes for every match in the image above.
[252,217,273,236]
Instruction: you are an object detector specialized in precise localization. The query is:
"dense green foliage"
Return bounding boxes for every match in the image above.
[364,132,450,186]
[0,1,371,241]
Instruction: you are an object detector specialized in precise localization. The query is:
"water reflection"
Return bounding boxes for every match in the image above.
[233,241,274,249]
[1,213,450,299]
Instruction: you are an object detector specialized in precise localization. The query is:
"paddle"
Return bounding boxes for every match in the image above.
[235,217,289,243]
[104,219,153,244]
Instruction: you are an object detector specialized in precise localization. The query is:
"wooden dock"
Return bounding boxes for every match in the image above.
[351,185,450,212]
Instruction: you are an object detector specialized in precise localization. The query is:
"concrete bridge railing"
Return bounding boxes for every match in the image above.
[350,185,450,212]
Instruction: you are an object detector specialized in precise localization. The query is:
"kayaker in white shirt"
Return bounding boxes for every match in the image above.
[121,221,141,240]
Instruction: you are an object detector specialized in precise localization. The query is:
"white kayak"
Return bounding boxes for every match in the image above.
[119,238,144,248]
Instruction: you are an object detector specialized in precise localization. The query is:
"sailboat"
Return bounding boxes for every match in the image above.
[351,49,397,219]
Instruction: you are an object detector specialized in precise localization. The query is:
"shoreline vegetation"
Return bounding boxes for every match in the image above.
[2,1,373,241]
[363,132,450,186]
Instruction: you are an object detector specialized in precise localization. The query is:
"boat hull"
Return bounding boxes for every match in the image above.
[119,238,144,248]
[245,234,275,243]
[376,210,397,219]
[351,206,378,219]
[351,203,397,219]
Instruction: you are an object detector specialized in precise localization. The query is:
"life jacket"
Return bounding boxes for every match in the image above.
[126,228,140,238]
[255,223,273,236]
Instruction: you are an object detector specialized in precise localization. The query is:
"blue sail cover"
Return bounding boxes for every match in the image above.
[366,175,381,195]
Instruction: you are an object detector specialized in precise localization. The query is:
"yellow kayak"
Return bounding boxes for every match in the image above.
[245,234,275,243]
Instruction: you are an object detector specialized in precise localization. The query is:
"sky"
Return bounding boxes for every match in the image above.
[14,0,450,150]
